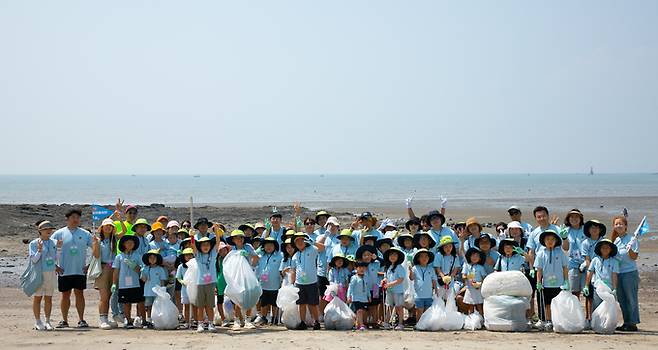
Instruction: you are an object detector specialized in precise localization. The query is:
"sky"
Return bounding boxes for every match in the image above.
[0,1,657,175]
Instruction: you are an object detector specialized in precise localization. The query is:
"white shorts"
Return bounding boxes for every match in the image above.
[464,286,483,305]
[35,271,56,297]
[385,291,405,307]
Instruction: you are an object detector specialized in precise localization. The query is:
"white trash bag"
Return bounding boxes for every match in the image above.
[464,311,483,331]
[484,295,529,332]
[591,280,619,334]
[277,281,302,329]
[151,286,179,330]
[442,288,465,330]
[551,290,586,333]
[324,296,355,330]
[182,258,199,305]
[416,295,446,331]
[481,271,532,298]
[402,261,415,309]
[223,250,262,310]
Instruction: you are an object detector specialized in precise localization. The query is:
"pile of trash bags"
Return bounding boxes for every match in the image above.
[591,280,619,334]
[464,311,483,331]
[151,286,179,330]
[481,271,532,331]
[414,289,465,331]
[551,291,586,333]
[323,284,355,330]
[223,250,262,310]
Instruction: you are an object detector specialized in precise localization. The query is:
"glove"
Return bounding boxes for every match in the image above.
[579,261,587,273]
[405,197,413,209]
[512,246,526,256]
[240,250,249,257]
[265,218,271,231]
[559,226,569,239]
[536,282,543,291]
[442,275,452,285]
[529,269,536,278]
[111,284,117,293]
[124,258,136,269]
[561,281,570,291]
[626,236,638,253]
[582,286,590,296]
[177,278,185,286]
[440,195,448,209]
[612,289,617,299]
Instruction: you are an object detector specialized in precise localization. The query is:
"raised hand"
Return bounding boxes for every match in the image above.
[293,202,301,216]
[115,198,124,213]
[440,195,448,209]
[550,215,559,225]
[37,239,43,252]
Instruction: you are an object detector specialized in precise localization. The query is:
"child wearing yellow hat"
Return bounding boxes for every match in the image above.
[175,247,195,328]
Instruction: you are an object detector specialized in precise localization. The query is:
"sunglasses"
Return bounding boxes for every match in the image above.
[182,224,191,228]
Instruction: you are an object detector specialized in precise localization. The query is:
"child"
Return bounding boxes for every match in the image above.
[412,232,436,254]
[382,247,406,330]
[534,229,569,331]
[215,242,231,327]
[140,249,167,329]
[192,218,215,240]
[290,232,327,330]
[495,238,526,272]
[434,236,462,292]
[255,237,283,326]
[190,236,219,333]
[226,229,258,330]
[356,245,381,328]
[112,235,144,329]
[92,218,118,330]
[475,233,500,275]
[330,229,358,261]
[175,247,194,328]
[148,222,168,251]
[580,219,606,328]
[405,218,421,235]
[328,254,350,301]
[584,239,619,310]
[426,210,458,247]
[562,209,586,297]
[280,238,296,280]
[460,217,483,253]
[410,249,438,325]
[396,232,415,264]
[462,247,487,316]
[29,220,58,331]
[347,261,371,331]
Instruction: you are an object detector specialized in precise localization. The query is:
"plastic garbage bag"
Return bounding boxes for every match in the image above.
[324,296,355,330]
[481,271,532,298]
[86,256,102,280]
[591,280,618,334]
[443,288,466,330]
[223,250,262,310]
[464,311,483,331]
[402,261,415,309]
[151,286,179,330]
[416,296,446,331]
[483,295,529,331]
[323,283,347,303]
[551,290,586,333]
[277,282,301,329]
[182,258,198,305]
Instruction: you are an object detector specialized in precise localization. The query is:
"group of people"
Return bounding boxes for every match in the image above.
[26,198,642,333]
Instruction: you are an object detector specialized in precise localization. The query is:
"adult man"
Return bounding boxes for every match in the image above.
[52,208,93,328]
[507,206,533,236]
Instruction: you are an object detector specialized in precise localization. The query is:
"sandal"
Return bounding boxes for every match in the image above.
[56,320,69,329]
[77,320,89,328]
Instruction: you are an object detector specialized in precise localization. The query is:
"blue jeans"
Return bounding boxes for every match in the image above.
[110,288,124,318]
[617,270,640,325]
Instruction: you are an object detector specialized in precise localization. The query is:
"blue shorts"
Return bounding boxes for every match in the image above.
[415,297,432,309]
[144,296,155,307]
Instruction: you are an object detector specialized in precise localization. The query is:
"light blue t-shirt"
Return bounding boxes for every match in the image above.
[175,263,189,302]
[317,232,339,277]
[113,251,142,289]
[193,231,216,241]
[148,239,168,252]
[412,264,437,299]
[292,245,319,285]
[141,265,167,297]
[566,227,585,269]
[580,237,602,262]
[161,240,180,260]
[588,256,619,286]
[347,274,371,303]
[434,254,462,276]
[527,224,561,253]
[99,238,114,264]
[533,248,568,288]
[401,247,416,264]
[328,267,351,287]
[428,227,458,249]
[133,235,150,262]
[256,251,283,290]
[462,262,487,285]
[384,265,406,293]
[268,227,286,244]
[196,250,218,285]
[496,254,525,272]
[330,242,357,261]
[28,238,57,272]
[352,228,382,244]
[367,259,383,287]
[51,227,92,276]
[280,258,293,273]
[483,250,500,275]
[614,234,639,274]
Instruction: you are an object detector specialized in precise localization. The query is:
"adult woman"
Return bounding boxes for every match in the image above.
[92,218,119,329]
[611,215,640,331]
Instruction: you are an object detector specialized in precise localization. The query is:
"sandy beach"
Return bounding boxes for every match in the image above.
[1,203,657,349]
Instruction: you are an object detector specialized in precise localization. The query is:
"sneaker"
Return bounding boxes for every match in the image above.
[99,319,112,330]
[253,316,265,326]
[133,317,142,328]
[44,321,54,331]
[544,321,553,332]
[34,320,45,331]
[113,315,124,326]
[534,320,544,331]
[181,323,189,329]
[394,324,404,331]
[56,320,69,329]
[232,321,242,331]
[208,323,216,333]
[382,322,391,330]
[244,321,256,329]
[144,321,155,329]
[221,320,230,327]
[77,320,89,328]
[618,324,638,332]
[313,321,321,330]
[107,318,118,328]
[295,321,308,330]
[197,324,205,333]
[358,326,366,331]
[124,319,134,329]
